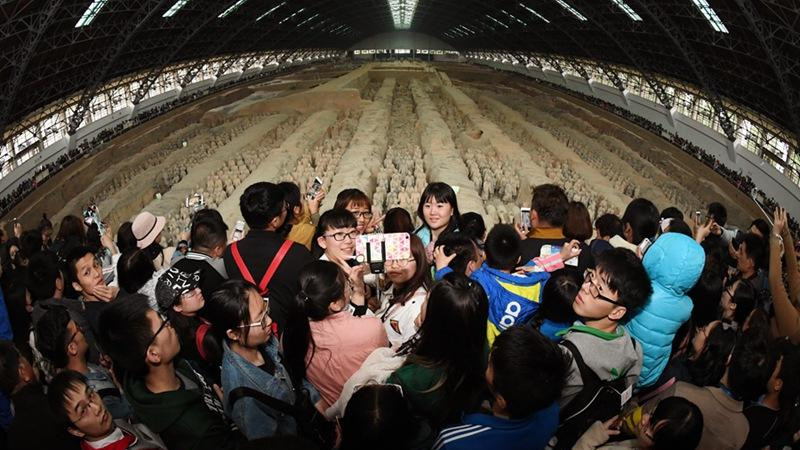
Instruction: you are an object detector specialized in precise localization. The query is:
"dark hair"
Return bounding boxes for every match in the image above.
[741,233,767,270]
[665,219,692,237]
[206,279,259,345]
[532,269,580,329]
[190,217,228,250]
[460,212,486,242]
[96,294,154,377]
[64,245,97,287]
[20,229,43,260]
[650,397,704,450]
[594,248,652,317]
[0,341,21,395]
[26,251,62,302]
[416,182,461,236]
[46,370,87,429]
[594,213,623,238]
[750,218,771,238]
[531,184,569,227]
[383,208,414,233]
[39,214,54,233]
[707,202,728,227]
[86,223,102,254]
[117,249,155,294]
[115,222,137,254]
[727,279,757,326]
[334,188,371,211]
[34,306,72,369]
[687,324,735,387]
[621,198,659,245]
[435,232,478,275]
[239,182,285,229]
[688,266,724,327]
[192,208,228,230]
[340,384,417,450]
[773,339,800,430]
[490,326,570,418]
[401,272,488,426]
[485,224,521,271]
[55,215,86,245]
[311,208,358,258]
[727,328,774,401]
[660,207,684,220]
[277,182,302,237]
[283,261,347,388]
[390,235,432,306]
[564,201,592,241]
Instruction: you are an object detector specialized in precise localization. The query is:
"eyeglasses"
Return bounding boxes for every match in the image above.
[238,299,270,329]
[385,258,415,268]
[583,269,622,306]
[71,386,103,424]
[180,287,202,301]
[324,231,358,242]
[349,210,373,219]
[147,313,171,348]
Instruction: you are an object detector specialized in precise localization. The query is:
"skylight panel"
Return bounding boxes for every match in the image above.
[485,14,509,28]
[387,0,418,30]
[163,0,190,18]
[554,0,587,21]
[610,0,642,21]
[691,0,729,33]
[519,3,550,24]
[458,25,476,34]
[501,9,527,26]
[279,7,305,25]
[256,2,286,21]
[75,0,108,27]
[218,0,248,19]
[297,13,319,27]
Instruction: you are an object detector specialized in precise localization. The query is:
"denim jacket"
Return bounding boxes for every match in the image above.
[221,338,297,440]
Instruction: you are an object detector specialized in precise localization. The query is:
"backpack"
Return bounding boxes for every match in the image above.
[551,339,634,450]
[228,385,335,449]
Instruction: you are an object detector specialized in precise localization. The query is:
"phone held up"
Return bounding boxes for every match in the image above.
[355,232,411,274]
[232,220,245,241]
[306,177,324,200]
[520,207,531,232]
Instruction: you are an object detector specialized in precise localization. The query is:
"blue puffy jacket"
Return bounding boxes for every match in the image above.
[626,233,705,388]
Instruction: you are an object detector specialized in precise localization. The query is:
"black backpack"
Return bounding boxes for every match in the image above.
[551,339,633,450]
[228,385,335,449]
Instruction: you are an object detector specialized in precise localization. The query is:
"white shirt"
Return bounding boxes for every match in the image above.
[377,286,427,349]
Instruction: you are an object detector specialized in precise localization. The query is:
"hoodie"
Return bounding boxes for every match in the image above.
[626,233,705,388]
[558,323,643,407]
[123,359,240,450]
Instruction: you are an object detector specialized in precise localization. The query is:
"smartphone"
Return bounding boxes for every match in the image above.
[306,177,323,200]
[638,237,652,255]
[520,207,531,231]
[695,210,702,223]
[345,258,360,268]
[232,220,245,241]
[355,232,411,273]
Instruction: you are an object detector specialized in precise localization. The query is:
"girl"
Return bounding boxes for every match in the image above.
[415,182,461,260]
[387,272,488,428]
[282,260,388,410]
[208,279,298,440]
[335,188,381,234]
[720,278,757,330]
[530,269,580,341]
[278,181,325,250]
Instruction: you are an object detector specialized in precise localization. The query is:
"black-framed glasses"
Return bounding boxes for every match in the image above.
[324,231,358,242]
[71,385,102,424]
[583,269,622,306]
[147,314,171,348]
[349,210,373,219]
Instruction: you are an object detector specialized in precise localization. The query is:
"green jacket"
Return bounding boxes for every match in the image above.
[124,359,241,450]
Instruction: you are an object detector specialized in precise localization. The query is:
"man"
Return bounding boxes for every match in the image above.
[97,294,241,450]
[520,184,569,263]
[173,213,228,299]
[223,182,313,329]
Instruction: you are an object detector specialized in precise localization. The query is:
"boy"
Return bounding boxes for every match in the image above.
[97,294,241,450]
[435,224,577,345]
[47,370,166,449]
[434,326,569,450]
[558,248,651,407]
[433,232,482,277]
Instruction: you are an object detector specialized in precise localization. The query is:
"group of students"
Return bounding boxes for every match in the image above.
[0,176,797,450]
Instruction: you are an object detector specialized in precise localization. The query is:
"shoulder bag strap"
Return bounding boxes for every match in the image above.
[560,339,601,386]
[228,386,298,417]
[230,241,256,285]
[195,323,210,361]
[257,240,293,295]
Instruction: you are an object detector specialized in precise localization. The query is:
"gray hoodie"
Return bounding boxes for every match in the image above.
[558,322,643,407]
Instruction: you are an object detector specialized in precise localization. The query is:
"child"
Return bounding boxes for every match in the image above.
[558,248,651,407]
[434,325,570,450]
[435,224,578,345]
[529,269,580,341]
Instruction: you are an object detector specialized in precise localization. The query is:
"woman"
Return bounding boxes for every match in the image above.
[377,235,431,348]
[334,188,381,234]
[109,222,136,288]
[282,260,387,410]
[278,181,325,250]
[720,278,757,330]
[564,201,595,273]
[116,249,166,311]
[383,208,414,233]
[131,211,170,270]
[387,272,488,428]
[208,279,298,440]
[414,182,461,261]
[51,214,86,259]
[313,209,359,263]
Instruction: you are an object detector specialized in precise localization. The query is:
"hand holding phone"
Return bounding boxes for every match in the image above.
[306,177,324,200]
[520,207,531,231]
[232,220,245,241]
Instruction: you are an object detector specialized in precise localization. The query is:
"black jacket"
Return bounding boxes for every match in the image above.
[7,383,80,450]
[222,230,312,330]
